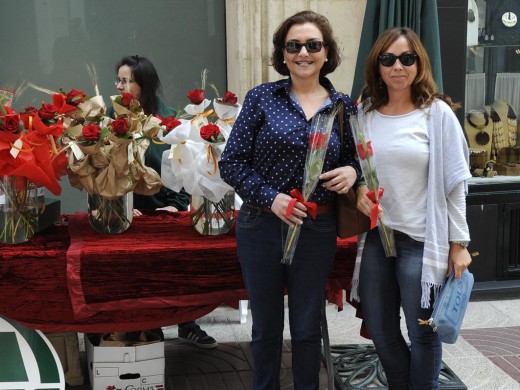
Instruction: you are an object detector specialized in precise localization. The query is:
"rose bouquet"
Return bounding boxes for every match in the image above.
[281,106,340,264]
[0,88,66,243]
[159,70,241,234]
[59,90,163,233]
[350,108,395,257]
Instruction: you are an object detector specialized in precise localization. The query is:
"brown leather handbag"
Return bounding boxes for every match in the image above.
[336,103,371,238]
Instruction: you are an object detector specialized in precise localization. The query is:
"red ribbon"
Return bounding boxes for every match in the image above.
[365,187,384,229]
[285,189,318,219]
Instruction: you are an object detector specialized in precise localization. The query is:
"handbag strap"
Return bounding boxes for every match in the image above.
[337,102,345,161]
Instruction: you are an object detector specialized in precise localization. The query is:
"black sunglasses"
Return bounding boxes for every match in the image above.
[378,53,418,67]
[284,41,326,54]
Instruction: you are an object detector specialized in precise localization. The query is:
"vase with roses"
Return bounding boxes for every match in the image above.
[159,70,241,235]
[60,90,163,233]
[0,88,67,243]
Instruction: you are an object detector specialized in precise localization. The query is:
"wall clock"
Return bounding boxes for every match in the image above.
[502,12,517,27]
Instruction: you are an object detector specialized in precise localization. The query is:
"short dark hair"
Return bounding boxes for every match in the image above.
[271,10,340,77]
[115,55,161,115]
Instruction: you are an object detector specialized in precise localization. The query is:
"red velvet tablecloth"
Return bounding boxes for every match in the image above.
[0,211,356,333]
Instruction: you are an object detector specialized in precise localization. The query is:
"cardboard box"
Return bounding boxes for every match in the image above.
[86,334,165,390]
[45,331,84,386]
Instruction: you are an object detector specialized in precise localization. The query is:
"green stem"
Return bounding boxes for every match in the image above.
[0,176,37,244]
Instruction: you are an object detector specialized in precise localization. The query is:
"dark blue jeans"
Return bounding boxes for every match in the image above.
[236,204,336,390]
[359,229,442,390]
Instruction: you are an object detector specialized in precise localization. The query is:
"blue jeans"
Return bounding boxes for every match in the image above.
[359,229,442,390]
[236,204,336,390]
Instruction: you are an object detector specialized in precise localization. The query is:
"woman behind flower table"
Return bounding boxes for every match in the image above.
[107,55,217,349]
[351,27,472,389]
[219,11,360,389]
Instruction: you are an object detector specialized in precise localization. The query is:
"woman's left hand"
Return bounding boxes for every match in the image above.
[319,166,357,194]
[448,243,472,278]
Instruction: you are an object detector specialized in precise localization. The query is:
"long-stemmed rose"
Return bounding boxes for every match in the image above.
[350,108,395,257]
[282,106,339,264]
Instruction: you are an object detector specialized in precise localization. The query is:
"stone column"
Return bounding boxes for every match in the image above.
[225,0,367,102]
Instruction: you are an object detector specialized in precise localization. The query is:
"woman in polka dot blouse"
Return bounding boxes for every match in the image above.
[219,10,361,390]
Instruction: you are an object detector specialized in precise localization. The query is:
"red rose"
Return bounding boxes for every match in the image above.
[356,141,373,160]
[158,115,181,132]
[187,89,205,105]
[121,92,135,107]
[82,124,101,141]
[221,90,237,105]
[38,103,58,121]
[66,89,86,106]
[22,106,38,115]
[309,132,328,149]
[0,113,21,133]
[200,123,221,142]
[111,118,129,136]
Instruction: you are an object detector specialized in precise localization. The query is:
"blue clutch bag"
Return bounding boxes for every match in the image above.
[419,269,474,344]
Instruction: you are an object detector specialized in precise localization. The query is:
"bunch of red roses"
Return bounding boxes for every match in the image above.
[158,70,241,203]
[0,91,69,196]
[0,88,76,243]
[59,90,163,199]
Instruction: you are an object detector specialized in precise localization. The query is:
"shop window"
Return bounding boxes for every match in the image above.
[465,0,520,177]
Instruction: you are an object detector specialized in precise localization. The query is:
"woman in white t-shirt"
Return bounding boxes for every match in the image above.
[351,27,472,390]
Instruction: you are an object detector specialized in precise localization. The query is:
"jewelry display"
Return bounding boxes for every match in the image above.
[490,107,507,160]
[466,110,490,146]
[507,104,518,146]
[469,148,487,172]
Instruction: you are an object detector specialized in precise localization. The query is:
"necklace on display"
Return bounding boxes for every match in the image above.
[466,110,489,128]
[490,107,507,160]
[467,111,490,145]
[506,104,518,146]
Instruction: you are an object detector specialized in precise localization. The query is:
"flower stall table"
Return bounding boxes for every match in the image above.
[0,210,356,332]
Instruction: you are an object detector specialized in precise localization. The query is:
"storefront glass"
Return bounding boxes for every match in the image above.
[465,0,520,177]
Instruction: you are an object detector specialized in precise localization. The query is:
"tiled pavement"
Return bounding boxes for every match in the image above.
[69,298,520,390]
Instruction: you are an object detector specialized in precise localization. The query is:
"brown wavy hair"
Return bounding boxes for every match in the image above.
[271,10,340,77]
[360,27,460,112]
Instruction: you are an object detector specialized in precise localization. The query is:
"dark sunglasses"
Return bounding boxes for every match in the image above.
[284,41,326,54]
[378,53,418,67]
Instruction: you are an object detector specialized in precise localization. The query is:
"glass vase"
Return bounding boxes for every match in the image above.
[87,192,133,234]
[190,190,235,235]
[0,175,38,244]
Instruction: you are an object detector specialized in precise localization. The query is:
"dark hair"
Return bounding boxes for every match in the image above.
[360,27,460,112]
[115,55,162,115]
[270,10,340,77]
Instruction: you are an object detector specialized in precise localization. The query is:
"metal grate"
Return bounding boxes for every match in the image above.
[323,344,467,389]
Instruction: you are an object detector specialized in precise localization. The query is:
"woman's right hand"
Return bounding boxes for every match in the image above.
[271,193,306,227]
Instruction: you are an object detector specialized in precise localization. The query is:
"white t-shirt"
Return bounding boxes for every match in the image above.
[369,109,429,241]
